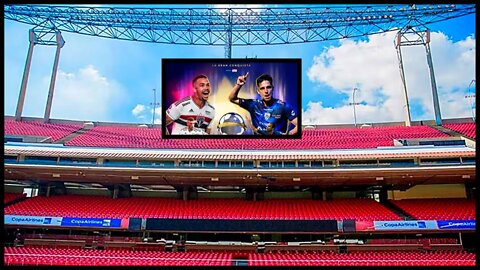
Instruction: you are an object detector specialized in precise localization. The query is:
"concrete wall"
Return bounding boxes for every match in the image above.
[389,184,467,200]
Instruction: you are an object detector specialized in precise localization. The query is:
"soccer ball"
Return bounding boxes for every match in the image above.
[217,112,247,135]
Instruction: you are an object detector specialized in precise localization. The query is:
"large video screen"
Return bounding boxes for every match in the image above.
[162,58,301,138]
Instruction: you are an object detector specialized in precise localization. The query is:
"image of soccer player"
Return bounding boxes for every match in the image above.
[165,74,216,135]
[180,117,207,135]
[229,73,298,135]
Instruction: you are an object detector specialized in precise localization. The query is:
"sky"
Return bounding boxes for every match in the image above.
[4,4,476,126]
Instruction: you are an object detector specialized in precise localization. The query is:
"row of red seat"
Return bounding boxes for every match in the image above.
[5,118,455,149]
[248,250,475,266]
[4,119,82,142]
[64,125,449,149]
[444,123,476,139]
[5,196,401,220]
[5,194,475,221]
[4,246,232,266]
[4,246,474,266]
[389,198,475,220]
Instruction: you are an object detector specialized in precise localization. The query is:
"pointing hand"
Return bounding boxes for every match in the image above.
[237,72,249,86]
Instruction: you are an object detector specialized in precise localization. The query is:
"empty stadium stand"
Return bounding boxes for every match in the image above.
[64,125,449,149]
[3,1,477,266]
[389,198,475,220]
[4,117,454,149]
[3,117,476,266]
[4,246,233,266]
[247,250,475,266]
[4,119,82,142]
[5,196,401,221]
[4,246,474,266]
[444,123,476,139]
[65,125,163,148]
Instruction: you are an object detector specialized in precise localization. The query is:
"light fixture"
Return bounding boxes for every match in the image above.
[131,176,139,180]
[211,177,219,181]
[293,177,301,182]
[376,177,384,181]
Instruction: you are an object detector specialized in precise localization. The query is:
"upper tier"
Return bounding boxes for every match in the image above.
[5,117,466,150]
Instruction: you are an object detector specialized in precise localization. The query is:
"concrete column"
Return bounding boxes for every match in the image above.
[15,29,36,121]
[44,31,65,122]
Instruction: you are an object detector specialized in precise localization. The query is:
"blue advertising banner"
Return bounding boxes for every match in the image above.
[61,217,122,228]
[374,220,438,230]
[436,220,475,230]
[5,215,63,226]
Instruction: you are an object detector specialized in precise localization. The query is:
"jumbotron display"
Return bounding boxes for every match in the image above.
[162,59,301,138]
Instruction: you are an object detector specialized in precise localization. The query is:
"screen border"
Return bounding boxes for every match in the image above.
[161,58,302,139]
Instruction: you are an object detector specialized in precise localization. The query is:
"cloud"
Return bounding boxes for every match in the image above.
[212,4,266,12]
[132,104,145,117]
[302,101,400,125]
[48,65,128,121]
[306,30,476,124]
[211,4,269,18]
[154,106,162,124]
[131,104,162,124]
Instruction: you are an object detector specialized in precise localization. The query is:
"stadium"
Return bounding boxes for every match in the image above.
[3,4,476,267]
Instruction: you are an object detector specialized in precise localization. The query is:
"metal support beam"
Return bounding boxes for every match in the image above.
[5,4,474,46]
[225,9,233,59]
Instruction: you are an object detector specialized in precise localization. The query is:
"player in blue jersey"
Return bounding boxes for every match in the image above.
[229,73,298,135]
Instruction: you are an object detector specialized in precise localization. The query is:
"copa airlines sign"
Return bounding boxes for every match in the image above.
[437,220,475,230]
[61,217,122,228]
[4,215,63,226]
[373,220,438,230]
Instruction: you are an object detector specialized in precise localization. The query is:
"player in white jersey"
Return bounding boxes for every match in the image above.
[165,75,216,134]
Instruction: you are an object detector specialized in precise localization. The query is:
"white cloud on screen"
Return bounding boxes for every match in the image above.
[305,31,476,125]
[48,65,128,121]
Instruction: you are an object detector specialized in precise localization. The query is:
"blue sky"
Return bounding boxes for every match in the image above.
[4,4,476,125]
